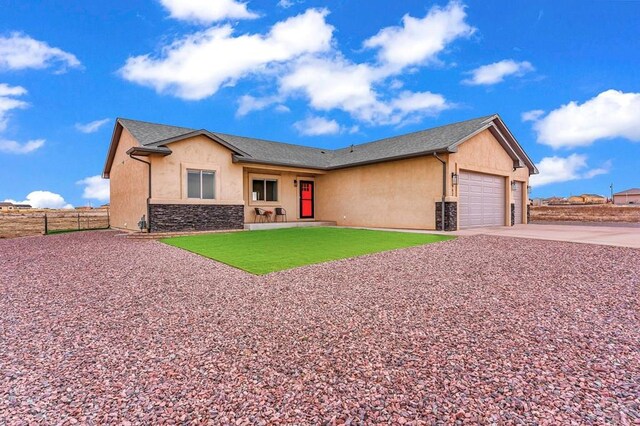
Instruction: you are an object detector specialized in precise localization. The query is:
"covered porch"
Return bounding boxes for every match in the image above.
[242,163,327,225]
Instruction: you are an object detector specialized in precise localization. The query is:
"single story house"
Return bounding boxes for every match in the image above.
[102,114,537,232]
[567,194,607,205]
[580,194,607,204]
[613,188,640,205]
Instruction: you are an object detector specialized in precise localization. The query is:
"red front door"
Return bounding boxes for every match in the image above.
[300,181,314,219]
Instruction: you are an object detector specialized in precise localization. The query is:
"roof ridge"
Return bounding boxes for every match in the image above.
[331,114,496,152]
[117,117,196,132]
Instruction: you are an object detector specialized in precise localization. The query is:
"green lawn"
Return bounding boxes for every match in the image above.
[161,227,454,275]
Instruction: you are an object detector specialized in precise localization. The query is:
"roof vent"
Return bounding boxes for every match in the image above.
[320,150,326,154]
[349,144,354,153]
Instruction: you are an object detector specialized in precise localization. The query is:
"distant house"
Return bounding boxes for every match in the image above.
[567,195,584,204]
[544,196,567,205]
[613,188,640,205]
[0,202,15,212]
[580,194,606,204]
[13,204,32,209]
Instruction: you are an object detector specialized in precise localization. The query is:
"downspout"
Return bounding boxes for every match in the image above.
[128,154,151,232]
[433,153,447,231]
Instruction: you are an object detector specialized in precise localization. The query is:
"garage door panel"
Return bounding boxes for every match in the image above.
[459,171,505,228]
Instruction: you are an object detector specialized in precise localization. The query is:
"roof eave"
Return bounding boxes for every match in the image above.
[126,146,172,156]
[148,130,251,157]
[102,120,124,179]
[327,149,451,170]
[232,155,326,170]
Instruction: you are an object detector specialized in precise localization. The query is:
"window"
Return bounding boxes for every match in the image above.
[252,178,278,202]
[187,169,215,199]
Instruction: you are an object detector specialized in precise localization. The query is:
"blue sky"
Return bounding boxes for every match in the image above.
[1,0,639,207]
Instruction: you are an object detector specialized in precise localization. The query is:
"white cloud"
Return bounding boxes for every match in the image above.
[0,138,44,154]
[120,8,333,100]
[530,90,640,148]
[521,109,544,122]
[0,83,27,96]
[390,90,450,117]
[281,56,453,124]
[77,175,110,202]
[274,104,290,113]
[281,56,383,121]
[5,191,73,209]
[463,59,534,85]
[236,95,281,116]
[159,0,258,24]
[363,1,475,71]
[293,116,341,136]
[0,83,28,131]
[529,154,610,187]
[278,0,296,8]
[0,33,81,72]
[75,118,110,134]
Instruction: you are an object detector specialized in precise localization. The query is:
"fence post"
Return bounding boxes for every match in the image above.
[77,213,80,230]
[107,208,110,228]
[43,213,48,235]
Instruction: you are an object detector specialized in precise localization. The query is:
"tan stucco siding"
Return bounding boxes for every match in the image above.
[315,156,445,229]
[109,128,148,231]
[450,129,530,226]
[149,135,244,205]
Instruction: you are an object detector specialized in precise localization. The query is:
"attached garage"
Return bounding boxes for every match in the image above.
[459,171,506,228]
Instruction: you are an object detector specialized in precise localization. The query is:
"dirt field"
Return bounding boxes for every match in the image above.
[531,204,640,223]
[0,209,110,238]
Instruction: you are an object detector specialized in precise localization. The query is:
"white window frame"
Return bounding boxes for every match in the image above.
[187,169,216,200]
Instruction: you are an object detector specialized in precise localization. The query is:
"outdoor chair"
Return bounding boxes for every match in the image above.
[275,207,287,222]
[254,208,270,223]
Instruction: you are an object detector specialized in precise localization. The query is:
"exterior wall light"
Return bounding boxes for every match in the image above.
[293,179,298,187]
[451,172,459,186]
[511,180,518,191]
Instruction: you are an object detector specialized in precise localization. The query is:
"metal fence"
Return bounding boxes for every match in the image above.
[0,210,110,238]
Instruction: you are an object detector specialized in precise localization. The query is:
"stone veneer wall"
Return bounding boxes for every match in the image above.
[149,204,244,233]
[511,203,516,226]
[435,201,457,231]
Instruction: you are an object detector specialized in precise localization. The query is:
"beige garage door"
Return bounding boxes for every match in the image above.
[459,171,505,228]
[513,182,523,225]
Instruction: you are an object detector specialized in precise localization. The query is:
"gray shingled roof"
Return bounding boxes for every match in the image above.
[114,114,529,171]
[327,115,493,168]
[118,118,194,146]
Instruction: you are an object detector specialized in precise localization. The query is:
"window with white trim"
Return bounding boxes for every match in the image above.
[252,178,278,202]
[187,169,215,199]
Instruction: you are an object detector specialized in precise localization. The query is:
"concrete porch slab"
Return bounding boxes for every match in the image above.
[244,221,337,231]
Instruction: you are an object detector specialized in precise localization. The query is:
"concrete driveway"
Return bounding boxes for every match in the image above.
[453,223,640,248]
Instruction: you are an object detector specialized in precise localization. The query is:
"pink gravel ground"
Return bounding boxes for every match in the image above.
[1,230,638,424]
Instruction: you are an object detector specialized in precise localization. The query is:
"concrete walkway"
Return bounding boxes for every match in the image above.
[452,223,640,249]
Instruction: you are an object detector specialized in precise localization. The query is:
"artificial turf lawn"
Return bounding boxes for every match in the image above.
[161,227,454,275]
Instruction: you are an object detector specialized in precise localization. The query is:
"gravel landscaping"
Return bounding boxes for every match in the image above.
[1,230,638,424]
